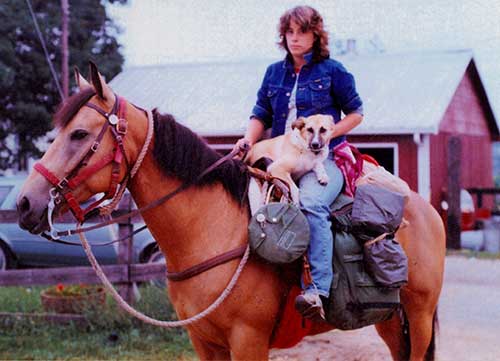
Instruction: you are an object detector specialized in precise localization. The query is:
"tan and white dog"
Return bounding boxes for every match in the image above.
[245,114,336,204]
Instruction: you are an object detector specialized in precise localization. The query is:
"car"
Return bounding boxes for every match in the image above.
[0,175,165,285]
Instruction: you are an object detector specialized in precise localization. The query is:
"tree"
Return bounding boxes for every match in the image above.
[0,0,127,171]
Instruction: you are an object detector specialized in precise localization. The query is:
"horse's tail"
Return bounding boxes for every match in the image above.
[400,307,439,361]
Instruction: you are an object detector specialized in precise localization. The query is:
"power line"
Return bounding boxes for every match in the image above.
[25,0,65,101]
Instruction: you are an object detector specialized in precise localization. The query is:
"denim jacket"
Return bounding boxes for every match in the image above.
[251,53,363,148]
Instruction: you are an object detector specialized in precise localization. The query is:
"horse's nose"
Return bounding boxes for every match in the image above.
[17,196,31,215]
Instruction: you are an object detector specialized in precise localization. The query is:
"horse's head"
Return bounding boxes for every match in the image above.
[17,62,141,234]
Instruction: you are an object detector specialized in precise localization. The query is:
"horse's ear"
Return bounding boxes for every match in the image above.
[74,66,92,91]
[88,61,113,101]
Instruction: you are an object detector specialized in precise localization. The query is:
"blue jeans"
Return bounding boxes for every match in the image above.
[299,156,343,297]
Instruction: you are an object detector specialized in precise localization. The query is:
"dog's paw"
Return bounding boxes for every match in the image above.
[317,175,329,185]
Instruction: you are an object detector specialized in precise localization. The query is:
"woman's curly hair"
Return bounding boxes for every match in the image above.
[277,5,330,62]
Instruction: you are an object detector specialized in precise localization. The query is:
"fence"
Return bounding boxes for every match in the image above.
[467,187,500,214]
[0,199,166,305]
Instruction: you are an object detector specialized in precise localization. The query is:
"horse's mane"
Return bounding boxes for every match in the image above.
[152,109,250,206]
[53,88,96,128]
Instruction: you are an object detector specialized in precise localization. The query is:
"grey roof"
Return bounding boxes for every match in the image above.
[110,50,495,136]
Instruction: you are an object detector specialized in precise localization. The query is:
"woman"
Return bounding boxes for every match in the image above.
[236,5,363,321]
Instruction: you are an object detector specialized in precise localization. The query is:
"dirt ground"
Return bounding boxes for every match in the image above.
[270,256,500,361]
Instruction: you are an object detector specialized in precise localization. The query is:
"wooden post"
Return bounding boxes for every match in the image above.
[117,195,135,303]
[447,136,461,249]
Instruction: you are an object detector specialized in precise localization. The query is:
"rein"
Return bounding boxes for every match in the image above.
[42,143,243,243]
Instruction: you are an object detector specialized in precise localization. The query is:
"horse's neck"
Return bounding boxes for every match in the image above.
[128,152,249,271]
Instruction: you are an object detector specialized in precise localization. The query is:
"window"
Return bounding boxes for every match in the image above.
[353,143,398,175]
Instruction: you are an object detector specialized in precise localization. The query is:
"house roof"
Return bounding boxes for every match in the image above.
[110,49,498,137]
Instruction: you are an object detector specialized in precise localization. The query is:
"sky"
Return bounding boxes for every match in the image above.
[106,0,500,118]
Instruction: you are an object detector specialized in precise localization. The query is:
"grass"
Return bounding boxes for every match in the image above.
[446,249,500,260]
[0,285,196,360]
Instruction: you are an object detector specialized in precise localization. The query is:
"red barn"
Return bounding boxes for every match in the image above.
[110,50,499,215]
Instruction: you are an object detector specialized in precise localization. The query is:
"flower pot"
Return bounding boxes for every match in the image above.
[40,287,106,314]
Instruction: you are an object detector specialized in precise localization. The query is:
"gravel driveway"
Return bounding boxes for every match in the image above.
[270,255,500,361]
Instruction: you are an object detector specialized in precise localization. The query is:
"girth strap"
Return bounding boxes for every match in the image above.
[166,244,248,282]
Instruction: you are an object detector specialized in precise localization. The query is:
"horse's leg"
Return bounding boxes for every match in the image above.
[390,193,444,361]
[375,313,409,361]
[188,332,231,361]
[403,294,438,361]
[377,294,438,361]
[228,325,270,361]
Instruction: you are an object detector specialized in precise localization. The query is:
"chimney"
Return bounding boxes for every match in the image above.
[346,38,358,55]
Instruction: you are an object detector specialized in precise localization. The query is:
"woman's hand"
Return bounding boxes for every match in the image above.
[233,117,264,159]
[233,138,252,160]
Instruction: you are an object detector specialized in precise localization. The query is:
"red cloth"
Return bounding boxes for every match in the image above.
[270,285,313,349]
[333,141,364,197]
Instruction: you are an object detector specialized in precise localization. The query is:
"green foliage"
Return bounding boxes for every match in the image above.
[0,285,196,360]
[0,0,126,171]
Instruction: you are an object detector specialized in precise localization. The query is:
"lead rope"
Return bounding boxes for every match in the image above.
[77,109,251,327]
[100,109,155,216]
[78,226,250,327]
[79,109,252,326]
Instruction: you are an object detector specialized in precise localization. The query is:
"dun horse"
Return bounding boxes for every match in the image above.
[17,63,445,361]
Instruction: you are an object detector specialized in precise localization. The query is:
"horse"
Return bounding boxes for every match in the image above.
[17,62,445,361]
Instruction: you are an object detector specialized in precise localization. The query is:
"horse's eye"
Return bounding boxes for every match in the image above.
[70,129,89,141]
[319,127,327,134]
[307,127,314,133]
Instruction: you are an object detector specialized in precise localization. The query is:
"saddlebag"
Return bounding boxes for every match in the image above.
[248,202,310,264]
[326,192,404,330]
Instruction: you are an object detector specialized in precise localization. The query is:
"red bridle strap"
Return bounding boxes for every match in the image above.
[66,152,116,188]
[33,162,61,188]
[33,162,87,222]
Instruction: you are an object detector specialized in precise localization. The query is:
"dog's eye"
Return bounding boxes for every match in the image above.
[319,127,327,134]
[70,129,89,141]
[307,127,314,133]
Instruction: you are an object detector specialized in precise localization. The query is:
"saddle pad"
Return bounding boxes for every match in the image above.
[248,177,265,215]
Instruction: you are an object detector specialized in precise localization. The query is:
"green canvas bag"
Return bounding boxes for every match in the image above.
[248,202,310,264]
[326,194,401,330]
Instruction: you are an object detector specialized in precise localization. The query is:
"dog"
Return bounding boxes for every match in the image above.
[244,114,336,204]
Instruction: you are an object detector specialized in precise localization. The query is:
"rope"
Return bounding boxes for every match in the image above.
[25,0,65,101]
[78,223,251,328]
[130,109,154,178]
[100,109,154,215]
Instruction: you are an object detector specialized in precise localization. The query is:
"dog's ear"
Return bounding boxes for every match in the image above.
[292,117,306,130]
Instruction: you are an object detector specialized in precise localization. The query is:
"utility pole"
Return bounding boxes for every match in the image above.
[61,0,69,99]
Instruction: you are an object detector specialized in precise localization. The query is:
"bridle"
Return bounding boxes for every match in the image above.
[34,94,132,235]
